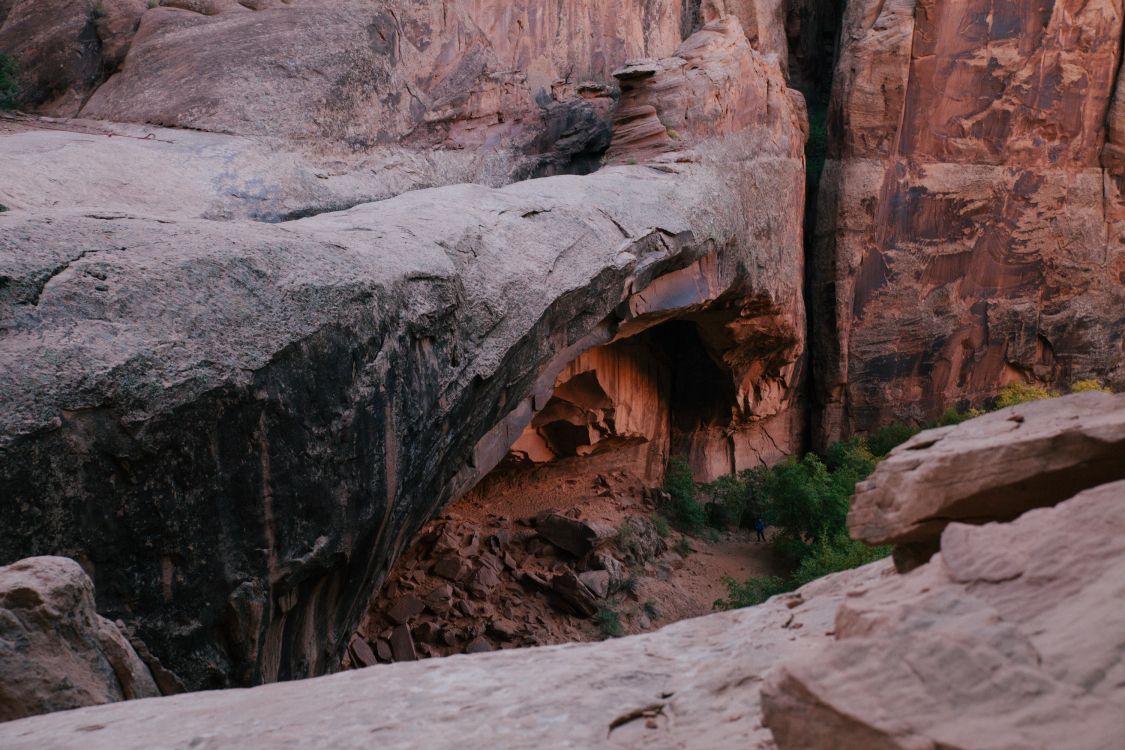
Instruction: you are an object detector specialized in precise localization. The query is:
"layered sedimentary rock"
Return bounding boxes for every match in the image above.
[0,18,806,690]
[0,557,159,722]
[813,0,1125,440]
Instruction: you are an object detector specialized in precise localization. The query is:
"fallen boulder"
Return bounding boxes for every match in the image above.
[533,513,613,558]
[849,391,1125,569]
[0,557,159,723]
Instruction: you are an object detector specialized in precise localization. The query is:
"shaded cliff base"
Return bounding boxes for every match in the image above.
[4,394,1123,748]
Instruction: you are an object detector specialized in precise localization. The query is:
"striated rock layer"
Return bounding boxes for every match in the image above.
[813,0,1125,441]
[0,19,807,690]
[0,0,788,186]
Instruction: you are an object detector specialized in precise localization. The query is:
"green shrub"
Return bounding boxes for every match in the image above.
[596,604,624,638]
[932,406,984,427]
[662,457,706,533]
[652,515,671,539]
[642,600,661,620]
[995,382,1052,409]
[710,434,893,610]
[700,472,753,530]
[674,536,693,557]
[614,575,640,598]
[714,575,789,610]
[867,422,919,457]
[0,53,19,110]
[791,534,890,587]
[1070,379,1110,394]
[753,453,854,563]
[615,521,648,565]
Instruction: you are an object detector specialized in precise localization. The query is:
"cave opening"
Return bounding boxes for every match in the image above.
[346,305,799,668]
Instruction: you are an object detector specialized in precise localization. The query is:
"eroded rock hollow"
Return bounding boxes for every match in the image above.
[0,12,806,691]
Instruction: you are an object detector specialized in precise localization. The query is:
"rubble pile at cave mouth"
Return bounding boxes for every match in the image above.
[347,470,782,667]
[346,309,799,666]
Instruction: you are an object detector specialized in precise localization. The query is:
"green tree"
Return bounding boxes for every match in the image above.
[0,53,19,110]
[662,457,705,533]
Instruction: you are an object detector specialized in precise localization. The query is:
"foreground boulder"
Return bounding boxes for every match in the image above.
[849,391,1125,569]
[763,480,1125,750]
[0,557,159,722]
[0,18,806,690]
[0,558,894,748]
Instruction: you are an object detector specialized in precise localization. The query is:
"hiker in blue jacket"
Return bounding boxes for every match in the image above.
[754,517,767,543]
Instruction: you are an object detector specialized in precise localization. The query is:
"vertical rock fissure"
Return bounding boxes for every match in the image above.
[791,0,846,452]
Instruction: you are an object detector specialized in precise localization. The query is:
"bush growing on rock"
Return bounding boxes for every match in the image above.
[995,382,1052,408]
[1070,379,1111,394]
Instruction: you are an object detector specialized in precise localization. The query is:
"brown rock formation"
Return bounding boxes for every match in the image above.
[0,1,788,183]
[763,479,1125,750]
[849,391,1125,569]
[813,0,1125,441]
[3,399,1123,744]
[608,15,805,164]
[0,556,159,722]
[0,17,806,690]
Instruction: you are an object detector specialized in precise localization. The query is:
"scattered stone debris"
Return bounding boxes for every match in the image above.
[348,504,676,666]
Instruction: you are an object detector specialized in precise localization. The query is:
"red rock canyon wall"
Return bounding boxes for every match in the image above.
[813,0,1125,441]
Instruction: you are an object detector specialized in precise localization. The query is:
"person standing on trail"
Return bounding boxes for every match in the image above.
[754,517,767,543]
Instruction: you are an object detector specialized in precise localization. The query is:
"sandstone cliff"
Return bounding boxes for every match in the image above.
[813,0,1125,440]
[0,0,789,186]
[0,18,807,690]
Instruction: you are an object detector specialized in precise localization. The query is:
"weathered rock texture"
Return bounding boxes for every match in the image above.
[0,557,894,747]
[813,0,1125,441]
[764,479,1125,750]
[3,399,1123,744]
[0,556,159,722]
[0,0,787,183]
[849,391,1125,568]
[0,19,806,690]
